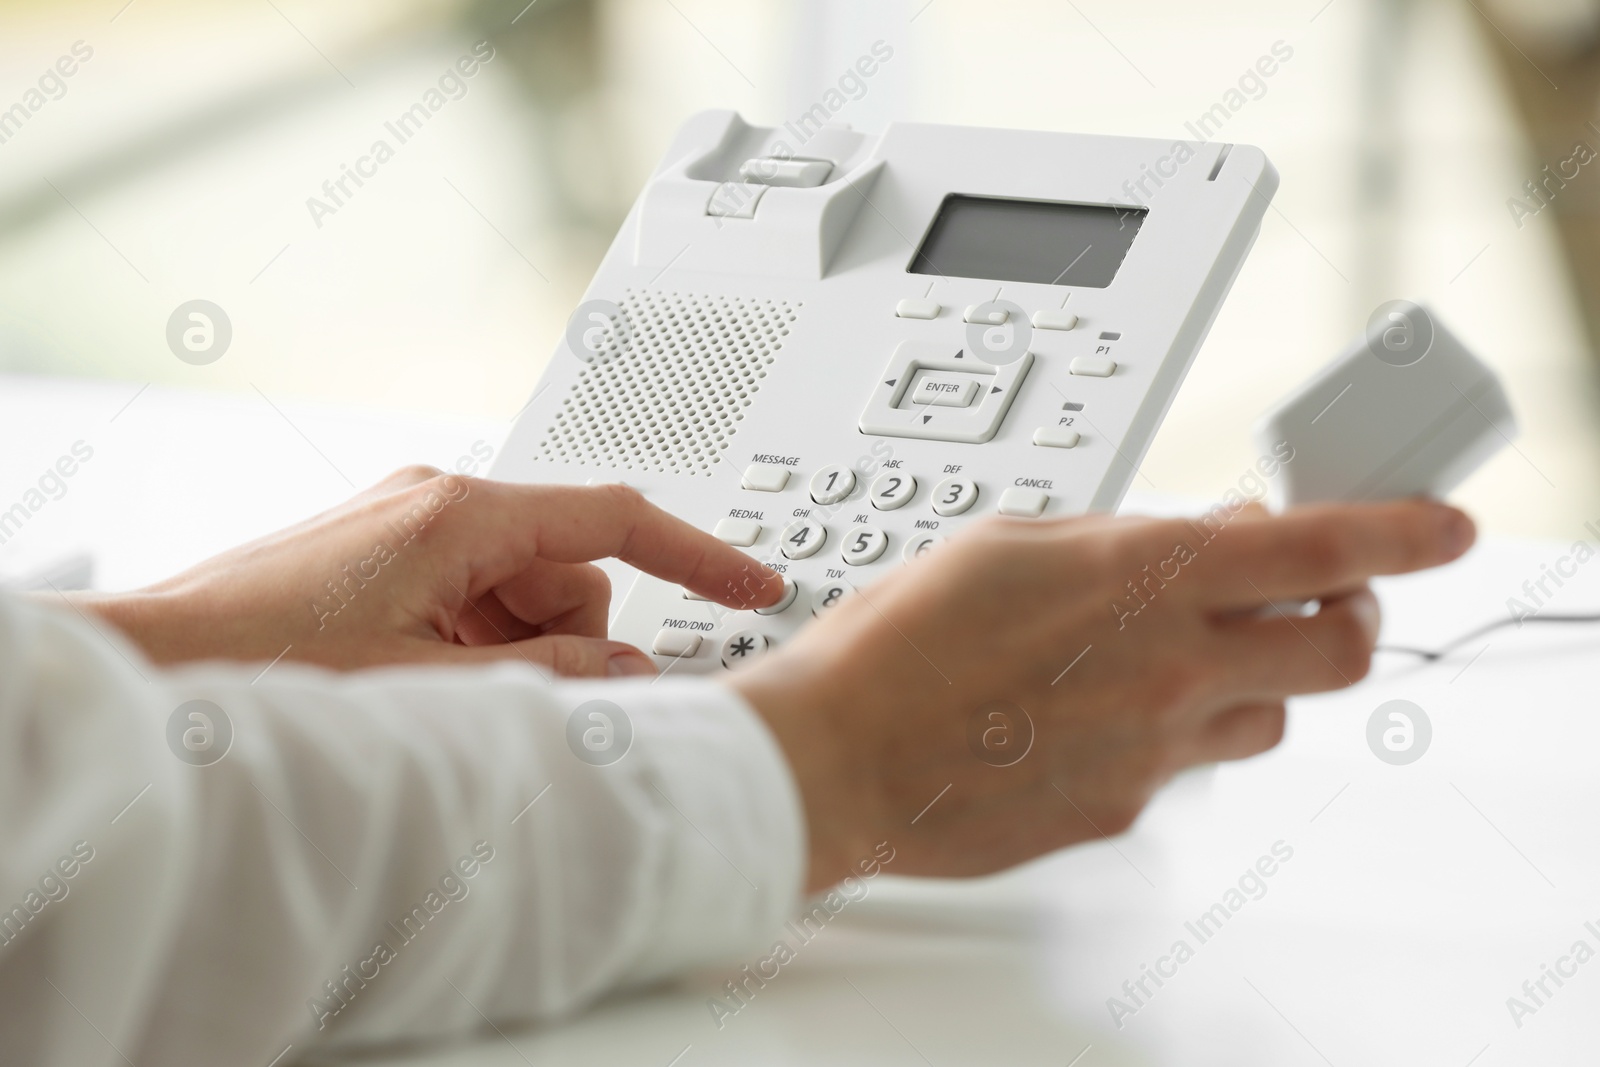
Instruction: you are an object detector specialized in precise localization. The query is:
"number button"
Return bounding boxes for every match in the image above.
[870,471,917,511]
[931,478,978,516]
[811,581,850,616]
[754,579,799,615]
[720,630,769,668]
[902,534,942,563]
[841,526,888,565]
[809,464,856,505]
[780,519,827,560]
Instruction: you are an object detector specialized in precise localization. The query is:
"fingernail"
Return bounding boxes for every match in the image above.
[608,652,657,678]
[1437,505,1475,555]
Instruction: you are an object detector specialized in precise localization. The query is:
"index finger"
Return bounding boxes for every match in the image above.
[440,480,784,610]
[1181,498,1474,608]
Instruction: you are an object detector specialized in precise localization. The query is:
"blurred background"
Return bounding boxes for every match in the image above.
[5,0,1600,575]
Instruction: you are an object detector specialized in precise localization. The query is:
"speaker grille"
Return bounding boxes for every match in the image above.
[539,290,799,475]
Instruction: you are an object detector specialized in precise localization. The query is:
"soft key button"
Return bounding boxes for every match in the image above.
[895,298,940,320]
[741,463,791,492]
[712,517,762,546]
[720,630,770,668]
[1033,309,1079,331]
[738,157,832,187]
[780,518,827,559]
[841,526,889,566]
[870,471,917,510]
[809,464,856,505]
[1069,356,1117,378]
[931,478,979,516]
[652,630,702,658]
[910,376,979,408]
[1033,426,1081,449]
[998,487,1049,517]
[965,304,1008,326]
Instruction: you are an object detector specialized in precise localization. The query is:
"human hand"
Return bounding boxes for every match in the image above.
[730,499,1475,891]
[67,467,782,676]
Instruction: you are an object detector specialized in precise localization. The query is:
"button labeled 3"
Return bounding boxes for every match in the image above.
[931,478,979,516]
[870,471,917,510]
[780,518,827,559]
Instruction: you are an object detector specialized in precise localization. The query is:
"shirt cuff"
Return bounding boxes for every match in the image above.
[559,675,807,980]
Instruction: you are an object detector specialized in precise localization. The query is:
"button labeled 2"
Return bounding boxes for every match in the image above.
[870,471,917,510]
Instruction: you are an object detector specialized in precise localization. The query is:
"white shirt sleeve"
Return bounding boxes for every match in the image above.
[0,593,806,1066]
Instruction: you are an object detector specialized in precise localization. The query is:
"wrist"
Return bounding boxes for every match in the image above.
[40,589,191,664]
[730,658,878,894]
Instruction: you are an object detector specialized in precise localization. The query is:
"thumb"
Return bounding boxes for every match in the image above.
[434,634,659,678]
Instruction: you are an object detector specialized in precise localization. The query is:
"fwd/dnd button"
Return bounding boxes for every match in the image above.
[652,630,702,657]
[910,376,979,408]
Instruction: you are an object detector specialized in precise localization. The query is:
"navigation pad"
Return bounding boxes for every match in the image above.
[858,340,1033,443]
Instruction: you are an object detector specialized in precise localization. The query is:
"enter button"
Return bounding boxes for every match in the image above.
[910,375,980,408]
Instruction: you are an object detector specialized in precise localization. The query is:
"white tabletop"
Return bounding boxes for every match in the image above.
[4,376,1596,1065]
[293,538,1600,1067]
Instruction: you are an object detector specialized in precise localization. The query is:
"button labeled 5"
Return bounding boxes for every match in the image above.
[841,526,888,565]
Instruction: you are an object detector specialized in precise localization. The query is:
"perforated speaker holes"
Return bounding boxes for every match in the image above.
[539,290,799,475]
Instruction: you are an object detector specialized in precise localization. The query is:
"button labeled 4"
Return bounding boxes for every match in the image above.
[781,518,827,559]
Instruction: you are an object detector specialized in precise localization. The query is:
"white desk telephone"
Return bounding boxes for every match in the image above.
[493,111,1279,672]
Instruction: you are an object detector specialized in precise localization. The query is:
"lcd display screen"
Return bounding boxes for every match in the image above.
[908,195,1146,288]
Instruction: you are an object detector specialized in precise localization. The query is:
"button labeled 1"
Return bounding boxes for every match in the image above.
[781,519,827,559]
[810,464,856,505]
[841,526,888,565]
[931,478,978,516]
[870,471,917,510]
